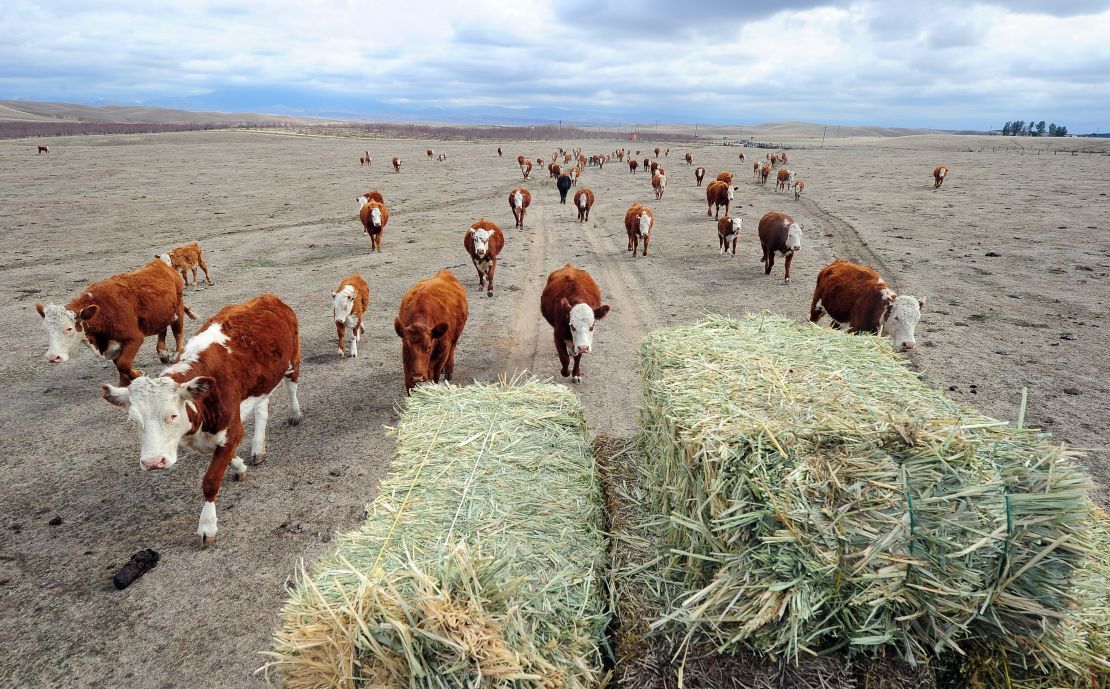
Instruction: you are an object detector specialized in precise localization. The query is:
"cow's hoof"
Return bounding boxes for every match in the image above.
[158,351,173,364]
[232,468,247,482]
[288,414,302,427]
[572,376,582,384]
[784,278,791,285]
[197,532,217,548]
[337,348,345,357]
[561,367,570,377]
[487,290,494,297]
[249,452,266,466]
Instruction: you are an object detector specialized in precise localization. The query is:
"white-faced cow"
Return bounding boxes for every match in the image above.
[508,187,532,229]
[332,274,370,357]
[574,187,595,222]
[463,219,505,297]
[540,263,610,384]
[695,166,706,186]
[757,211,803,284]
[717,216,743,256]
[933,164,949,188]
[810,259,925,352]
[706,180,736,219]
[625,203,655,257]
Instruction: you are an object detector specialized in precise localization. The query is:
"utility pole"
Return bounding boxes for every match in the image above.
[821,125,827,148]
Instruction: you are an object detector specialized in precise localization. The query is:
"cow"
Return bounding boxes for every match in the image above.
[101,293,302,546]
[359,199,390,252]
[717,216,743,256]
[426,148,434,159]
[778,151,788,164]
[392,156,401,172]
[706,180,737,219]
[809,259,925,352]
[753,161,762,178]
[37,259,194,386]
[568,166,580,187]
[643,157,650,170]
[564,153,572,164]
[574,188,595,222]
[549,162,562,180]
[360,151,371,167]
[332,274,369,358]
[652,171,667,199]
[628,159,638,174]
[357,190,385,206]
[625,203,655,257]
[665,147,670,157]
[508,187,532,229]
[158,242,213,287]
[716,171,733,184]
[695,166,706,186]
[757,211,803,284]
[438,153,448,161]
[557,173,573,204]
[739,152,746,162]
[517,154,526,166]
[933,164,949,189]
[654,147,661,156]
[464,219,505,297]
[394,270,468,393]
[498,147,503,157]
[793,179,805,201]
[760,163,772,184]
[684,152,693,165]
[649,161,660,176]
[539,263,610,384]
[521,159,533,180]
[776,168,795,193]
[37,145,49,154]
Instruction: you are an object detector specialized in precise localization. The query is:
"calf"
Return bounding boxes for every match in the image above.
[101,293,302,546]
[628,159,638,173]
[463,219,505,297]
[652,171,667,199]
[332,274,370,357]
[549,162,562,179]
[695,166,706,186]
[394,270,468,392]
[739,152,746,162]
[809,259,925,351]
[360,151,371,166]
[760,163,771,184]
[757,211,803,284]
[753,161,762,178]
[392,156,401,172]
[933,164,949,189]
[37,145,49,154]
[705,180,737,219]
[685,152,693,165]
[717,216,743,255]
[521,159,533,180]
[625,203,655,257]
[539,263,610,383]
[37,259,194,386]
[508,187,532,228]
[557,173,573,203]
[716,171,733,184]
[776,168,795,192]
[568,166,580,187]
[359,199,390,252]
[158,241,213,287]
[357,190,385,206]
[793,179,805,201]
[574,187,595,222]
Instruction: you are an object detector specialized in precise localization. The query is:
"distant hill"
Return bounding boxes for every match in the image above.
[0,99,313,125]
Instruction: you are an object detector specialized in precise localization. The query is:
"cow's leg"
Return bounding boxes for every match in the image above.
[229,455,247,482]
[335,321,346,357]
[555,335,571,377]
[156,328,172,363]
[179,269,189,287]
[115,339,144,385]
[486,261,496,297]
[764,249,775,275]
[642,235,650,256]
[571,353,583,384]
[283,360,302,425]
[197,422,242,546]
[191,267,200,284]
[784,252,794,284]
[250,395,270,465]
[707,203,713,217]
[444,340,458,380]
[350,317,362,358]
[731,238,738,256]
[171,305,186,358]
[720,236,725,254]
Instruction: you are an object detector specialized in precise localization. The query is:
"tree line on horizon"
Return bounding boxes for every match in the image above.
[1000,120,1068,137]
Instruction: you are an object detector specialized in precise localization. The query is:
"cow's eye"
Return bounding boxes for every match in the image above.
[64,327,74,333]
[570,325,576,331]
[168,413,178,422]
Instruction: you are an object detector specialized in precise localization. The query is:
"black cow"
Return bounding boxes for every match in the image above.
[557,174,572,204]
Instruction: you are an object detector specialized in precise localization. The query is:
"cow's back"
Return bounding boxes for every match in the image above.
[76,260,183,336]
[815,260,885,324]
[399,270,468,336]
[198,294,299,398]
[541,265,600,330]
[758,212,793,247]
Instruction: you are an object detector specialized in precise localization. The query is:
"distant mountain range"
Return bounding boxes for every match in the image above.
[0,99,315,125]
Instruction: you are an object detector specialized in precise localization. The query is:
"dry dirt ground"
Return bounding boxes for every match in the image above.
[0,130,1107,688]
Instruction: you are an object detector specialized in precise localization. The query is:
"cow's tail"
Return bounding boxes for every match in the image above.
[184,305,199,320]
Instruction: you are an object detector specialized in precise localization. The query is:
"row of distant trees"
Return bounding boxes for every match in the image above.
[1000,120,1068,137]
[0,121,236,140]
[297,122,699,143]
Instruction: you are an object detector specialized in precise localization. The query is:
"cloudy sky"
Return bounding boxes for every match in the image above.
[2,1,1108,131]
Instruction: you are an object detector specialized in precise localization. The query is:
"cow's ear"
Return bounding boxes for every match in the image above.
[918,296,926,311]
[331,290,337,297]
[35,303,45,318]
[394,317,404,337]
[431,322,449,339]
[179,376,215,401]
[560,297,571,313]
[594,304,611,320]
[78,305,98,322]
[101,383,130,408]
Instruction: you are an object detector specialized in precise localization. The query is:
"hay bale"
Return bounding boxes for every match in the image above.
[266,378,607,689]
[637,314,1097,676]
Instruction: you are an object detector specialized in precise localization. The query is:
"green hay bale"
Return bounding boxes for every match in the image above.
[637,314,1098,677]
[265,378,608,689]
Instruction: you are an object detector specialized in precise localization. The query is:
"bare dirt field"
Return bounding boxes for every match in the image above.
[0,129,1107,688]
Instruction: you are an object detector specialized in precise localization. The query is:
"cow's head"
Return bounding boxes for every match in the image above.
[785,222,803,252]
[157,253,173,267]
[564,299,610,354]
[332,285,357,323]
[102,375,213,471]
[729,217,743,234]
[883,293,925,352]
[36,302,95,363]
[727,186,736,201]
[638,212,652,236]
[468,225,496,259]
[394,319,449,391]
[357,195,369,209]
[370,206,382,228]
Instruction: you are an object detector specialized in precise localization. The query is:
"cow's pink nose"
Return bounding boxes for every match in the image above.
[577,346,590,354]
[47,354,63,363]
[901,342,915,351]
[141,457,168,471]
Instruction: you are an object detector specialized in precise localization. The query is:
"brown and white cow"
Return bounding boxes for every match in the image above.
[394,270,468,392]
[654,146,661,156]
[716,171,734,185]
[753,161,762,178]
[158,242,213,287]
[649,160,660,176]
[760,163,772,184]
[357,190,385,206]
[539,263,610,384]
[360,151,371,166]
[717,216,743,256]
[574,187,595,222]
[933,164,949,189]
[359,198,390,252]
[652,171,667,199]
[568,166,580,187]
[684,152,693,165]
[705,180,737,219]
[757,211,803,284]
[775,168,795,193]
[628,159,638,174]
[739,152,746,162]
[778,151,788,164]
[38,145,49,154]
[332,274,370,357]
[438,152,448,161]
[810,259,925,351]
[101,293,302,546]
[549,162,562,180]
[517,154,526,166]
[464,219,505,297]
[625,203,655,257]
[521,159,533,180]
[695,166,706,186]
[426,148,434,159]
[37,259,194,386]
[392,156,401,172]
[793,179,805,201]
[508,187,532,229]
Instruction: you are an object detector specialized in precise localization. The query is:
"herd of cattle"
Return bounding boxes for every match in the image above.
[32,141,940,546]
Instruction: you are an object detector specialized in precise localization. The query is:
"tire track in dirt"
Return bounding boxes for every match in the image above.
[797,196,898,288]
[502,201,548,375]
